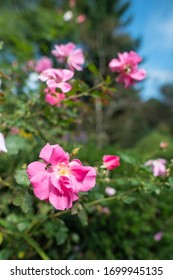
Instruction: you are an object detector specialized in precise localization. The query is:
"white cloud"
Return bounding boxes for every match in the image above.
[149,69,173,83]
[144,14,173,51]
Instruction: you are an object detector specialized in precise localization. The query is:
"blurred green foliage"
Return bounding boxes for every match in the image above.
[1,0,173,260]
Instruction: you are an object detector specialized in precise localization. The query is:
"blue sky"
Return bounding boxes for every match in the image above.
[123,0,173,100]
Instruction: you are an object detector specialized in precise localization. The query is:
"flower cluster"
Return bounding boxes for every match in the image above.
[38,42,84,106]
[36,43,146,106]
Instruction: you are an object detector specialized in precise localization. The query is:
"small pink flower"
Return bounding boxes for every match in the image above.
[153,231,163,241]
[160,141,168,149]
[109,51,146,88]
[69,0,76,8]
[145,158,167,177]
[10,127,19,135]
[51,43,85,71]
[35,57,53,73]
[0,132,8,153]
[26,59,36,70]
[27,143,96,210]
[102,207,111,215]
[44,87,65,107]
[103,155,120,171]
[105,186,116,196]
[39,68,74,92]
[76,14,86,24]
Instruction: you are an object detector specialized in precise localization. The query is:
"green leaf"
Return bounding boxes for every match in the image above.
[122,196,136,204]
[77,209,88,227]
[14,169,30,187]
[87,63,100,76]
[43,219,68,245]
[6,135,27,155]
[56,231,68,245]
[13,191,33,213]
[119,153,137,164]
[21,192,33,213]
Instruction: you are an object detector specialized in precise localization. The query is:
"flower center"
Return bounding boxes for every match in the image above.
[55,163,70,177]
[124,65,131,73]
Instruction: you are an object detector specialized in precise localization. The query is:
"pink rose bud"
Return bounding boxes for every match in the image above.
[109,51,146,88]
[103,155,120,170]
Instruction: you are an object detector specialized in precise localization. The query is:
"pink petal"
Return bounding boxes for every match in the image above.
[50,173,71,193]
[49,186,74,210]
[39,143,54,163]
[30,172,51,200]
[70,164,96,192]
[128,51,142,64]
[49,145,70,166]
[27,161,47,178]
[108,58,122,71]
[56,82,72,93]
[62,69,74,81]
[130,69,147,81]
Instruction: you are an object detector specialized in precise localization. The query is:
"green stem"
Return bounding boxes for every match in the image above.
[64,82,104,101]
[23,235,50,260]
[50,187,138,218]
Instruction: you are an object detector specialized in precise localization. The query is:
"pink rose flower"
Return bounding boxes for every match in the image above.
[10,127,19,135]
[103,155,120,170]
[76,14,86,24]
[160,141,168,149]
[51,42,85,71]
[69,0,76,8]
[39,68,74,92]
[0,132,8,153]
[145,158,167,177]
[35,57,53,73]
[27,143,96,210]
[108,51,146,88]
[105,186,116,196]
[153,231,163,241]
[44,87,65,107]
